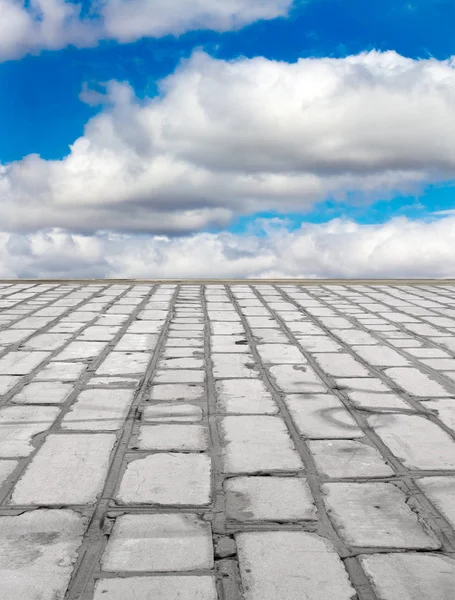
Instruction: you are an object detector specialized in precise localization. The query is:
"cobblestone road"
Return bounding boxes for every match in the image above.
[0,281,455,600]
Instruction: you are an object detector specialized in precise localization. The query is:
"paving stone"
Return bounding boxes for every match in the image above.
[127,321,164,334]
[285,394,363,439]
[296,335,343,352]
[149,383,204,401]
[0,375,21,394]
[48,322,85,334]
[97,351,151,375]
[250,328,289,343]
[313,353,370,377]
[61,388,134,430]
[77,326,120,341]
[143,403,203,422]
[92,576,217,600]
[116,453,211,505]
[270,364,327,394]
[421,358,455,370]
[337,377,410,410]
[11,317,54,329]
[0,329,35,345]
[113,333,158,351]
[225,476,316,521]
[35,361,87,381]
[158,357,205,369]
[10,433,116,505]
[0,459,17,487]
[286,321,324,335]
[55,341,107,361]
[163,346,204,357]
[208,310,241,321]
[168,329,204,338]
[87,376,139,387]
[388,338,423,348]
[166,337,204,347]
[236,531,356,600]
[137,424,208,450]
[101,513,213,571]
[416,476,455,528]
[386,366,454,397]
[0,351,50,375]
[352,345,410,367]
[220,416,302,473]
[23,333,73,351]
[308,440,394,477]
[211,336,250,353]
[359,553,455,600]
[332,329,379,345]
[216,379,277,414]
[422,399,455,433]
[211,322,245,335]
[11,381,74,404]
[212,353,258,378]
[0,509,87,600]
[323,482,440,548]
[0,406,60,457]
[369,413,455,469]
[257,343,306,364]
[153,369,205,383]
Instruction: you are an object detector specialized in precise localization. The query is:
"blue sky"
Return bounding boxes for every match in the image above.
[3,0,455,163]
[0,0,454,278]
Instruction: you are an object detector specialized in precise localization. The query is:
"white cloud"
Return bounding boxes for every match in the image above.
[0,0,292,61]
[2,51,455,234]
[1,216,454,279]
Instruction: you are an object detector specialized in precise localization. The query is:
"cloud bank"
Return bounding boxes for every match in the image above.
[2,51,455,235]
[1,216,454,279]
[0,0,293,61]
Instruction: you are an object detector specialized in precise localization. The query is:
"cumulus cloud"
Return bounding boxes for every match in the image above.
[1,216,454,279]
[0,0,292,61]
[2,51,455,234]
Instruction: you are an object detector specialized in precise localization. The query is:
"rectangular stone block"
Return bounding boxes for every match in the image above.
[137,424,208,451]
[220,416,302,473]
[216,379,277,414]
[11,381,74,404]
[143,403,203,422]
[61,388,134,430]
[0,509,87,600]
[416,476,455,529]
[0,351,50,375]
[116,453,211,505]
[257,343,306,364]
[285,394,363,439]
[308,440,393,478]
[97,352,151,375]
[369,414,455,469]
[359,553,455,600]
[35,361,87,381]
[54,341,107,361]
[225,476,316,521]
[0,406,60,457]
[23,333,72,351]
[270,365,327,394]
[313,353,370,377]
[10,433,116,505]
[93,577,217,600]
[323,482,440,548]
[101,513,213,571]
[236,531,356,600]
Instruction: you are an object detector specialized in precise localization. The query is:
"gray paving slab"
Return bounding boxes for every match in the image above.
[0,281,455,600]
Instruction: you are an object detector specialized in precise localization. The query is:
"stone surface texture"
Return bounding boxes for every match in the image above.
[0,280,454,600]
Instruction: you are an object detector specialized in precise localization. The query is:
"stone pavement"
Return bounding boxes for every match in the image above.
[0,281,455,600]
